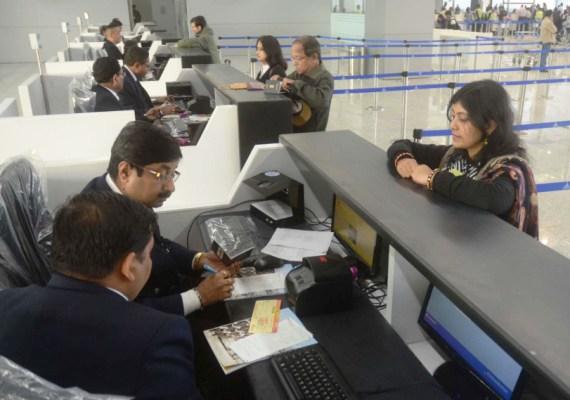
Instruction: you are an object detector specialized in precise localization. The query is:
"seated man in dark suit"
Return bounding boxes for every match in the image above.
[102,18,123,60]
[92,56,128,112]
[122,46,177,121]
[0,191,202,399]
[82,121,236,316]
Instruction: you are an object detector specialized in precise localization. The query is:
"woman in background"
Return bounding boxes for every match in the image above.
[387,80,538,238]
[255,35,287,83]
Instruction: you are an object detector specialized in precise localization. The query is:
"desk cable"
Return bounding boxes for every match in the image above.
[357,279,387,311]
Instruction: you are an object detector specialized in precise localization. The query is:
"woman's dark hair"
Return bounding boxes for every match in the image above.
[292,35,322,64]
[256,35,287,70]
[447,79,527,163]
[53,191,155,279]
[107,121,182,180]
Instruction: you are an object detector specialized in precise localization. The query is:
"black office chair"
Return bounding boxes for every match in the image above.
[0,158,53,288]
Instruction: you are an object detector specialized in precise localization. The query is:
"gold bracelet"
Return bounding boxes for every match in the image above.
[394,152,414,169]
[426,168,440,191]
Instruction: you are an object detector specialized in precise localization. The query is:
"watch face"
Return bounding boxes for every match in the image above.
[264,170,280,177]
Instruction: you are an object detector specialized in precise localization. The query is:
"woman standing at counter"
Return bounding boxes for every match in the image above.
[387,80,538,238]
[255,35,287,83]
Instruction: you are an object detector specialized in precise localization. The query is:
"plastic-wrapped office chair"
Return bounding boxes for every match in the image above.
[0,356,128,400]
[0,158,52,289]
[70,72,97,113]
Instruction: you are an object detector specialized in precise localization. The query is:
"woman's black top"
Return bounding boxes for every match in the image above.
[256,64,287,83]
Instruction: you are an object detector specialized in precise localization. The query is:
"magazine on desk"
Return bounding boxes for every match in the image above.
[204,308,316,374]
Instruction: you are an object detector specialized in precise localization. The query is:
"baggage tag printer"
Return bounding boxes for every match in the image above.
[244,171,304,227]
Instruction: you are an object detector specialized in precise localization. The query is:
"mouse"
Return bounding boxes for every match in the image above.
[254,255,282,271]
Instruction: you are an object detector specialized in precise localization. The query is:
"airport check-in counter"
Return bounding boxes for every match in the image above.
[160,130,570,398]
[178,64,292,167]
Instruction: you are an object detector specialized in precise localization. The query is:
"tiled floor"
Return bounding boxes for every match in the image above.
[1,38,569,258]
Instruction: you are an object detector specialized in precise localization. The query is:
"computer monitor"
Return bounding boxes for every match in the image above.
[331,195,387,280]
[419,285,526,400]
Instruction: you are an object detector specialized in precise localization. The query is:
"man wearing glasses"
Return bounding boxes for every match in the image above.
[277,35,334,133]
[82,121,236,316]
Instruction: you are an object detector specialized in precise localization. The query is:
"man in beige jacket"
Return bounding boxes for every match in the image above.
[540,10,557,72]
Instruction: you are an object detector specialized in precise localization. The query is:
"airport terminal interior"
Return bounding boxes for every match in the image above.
[0,0,569,399]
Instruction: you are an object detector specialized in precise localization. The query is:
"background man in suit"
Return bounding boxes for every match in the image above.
[92,56,127,112]
[82,121,236,316]
[0,191,202,399]
[102,18,123,60]
[122,46,176,121]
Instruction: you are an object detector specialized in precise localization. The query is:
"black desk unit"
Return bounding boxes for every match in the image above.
[277,131,570,398]
[195,211,449,399]
[191,64,292,166]
[174,47,213,68]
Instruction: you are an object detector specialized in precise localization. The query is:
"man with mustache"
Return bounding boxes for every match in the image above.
[82,121,235,316]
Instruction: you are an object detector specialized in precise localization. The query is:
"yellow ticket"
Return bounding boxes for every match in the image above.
[248,299,282,334]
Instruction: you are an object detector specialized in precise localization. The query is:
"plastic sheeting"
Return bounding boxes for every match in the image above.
[69,72,97,113]
[0,356,129,400]
[0,158,52,288]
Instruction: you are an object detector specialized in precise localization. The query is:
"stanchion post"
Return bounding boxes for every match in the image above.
[496,50,504,81]
[491,42,498,73]
[439,39,446,80]
[474,39,479,69]
[367,54,383,111]
[249,57,257,79]
[404,43,411,72]
[454,52,461,83]
[400,71,409,139]
[446,82,457,145]
[413,129,423,143]
[336,36,341,75]
[517,66,531,124]
[218,45,223,65]
[246,36,251,61]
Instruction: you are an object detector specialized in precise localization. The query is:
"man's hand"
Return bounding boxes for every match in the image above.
[200,251,241,277]
[411,164,433,186]
[144,106,162,120]
[396,158,419,178]
[281,78,295,91]
[196,271,234,306]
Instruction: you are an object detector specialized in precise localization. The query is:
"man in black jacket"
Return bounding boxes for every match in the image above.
[82,121,236,316]
[122,46,176,121]
[0,191,202,399]
[92,56,128,112]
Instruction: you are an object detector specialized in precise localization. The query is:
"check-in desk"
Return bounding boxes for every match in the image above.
[174,47,213,68]
[172,130,570,399]
[179,64,292,167]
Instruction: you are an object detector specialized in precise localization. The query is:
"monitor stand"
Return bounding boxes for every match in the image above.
[434,360,499,400]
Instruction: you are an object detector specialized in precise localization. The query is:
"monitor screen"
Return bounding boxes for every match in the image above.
[419,286,525,400]
[332,195,386,279]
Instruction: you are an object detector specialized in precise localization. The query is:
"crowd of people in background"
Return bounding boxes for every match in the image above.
[435,2,570,41]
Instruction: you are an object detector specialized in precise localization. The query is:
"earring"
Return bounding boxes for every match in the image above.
[484,138,489,146]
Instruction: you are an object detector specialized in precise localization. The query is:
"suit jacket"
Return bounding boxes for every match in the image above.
[256,63,287,83]
[93,85,129,112]
[121,66,153,121]
[82,175,198,315]
[103,39,123,60]
[0,273,201,399]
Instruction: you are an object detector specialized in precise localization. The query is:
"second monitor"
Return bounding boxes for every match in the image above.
[332,195,388,282]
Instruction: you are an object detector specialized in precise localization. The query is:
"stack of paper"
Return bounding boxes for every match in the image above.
[261,228,334,262]
[204,308,316,374]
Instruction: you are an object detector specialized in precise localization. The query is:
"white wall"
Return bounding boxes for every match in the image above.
[0,0,130,63]
[185,0,330,36]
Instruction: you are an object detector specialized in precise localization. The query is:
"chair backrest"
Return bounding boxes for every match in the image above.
[0,356,129,399]
[0,158,52,288]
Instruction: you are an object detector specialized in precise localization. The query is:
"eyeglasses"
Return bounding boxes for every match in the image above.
[291,55,308,62]
[131,163,180,183]
[447,111,471,124]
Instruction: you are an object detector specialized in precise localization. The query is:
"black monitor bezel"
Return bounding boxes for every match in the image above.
[418,284,527,400]
[331,194,387,281]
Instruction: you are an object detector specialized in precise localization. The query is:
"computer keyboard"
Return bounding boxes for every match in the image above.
[271,345,355,400]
